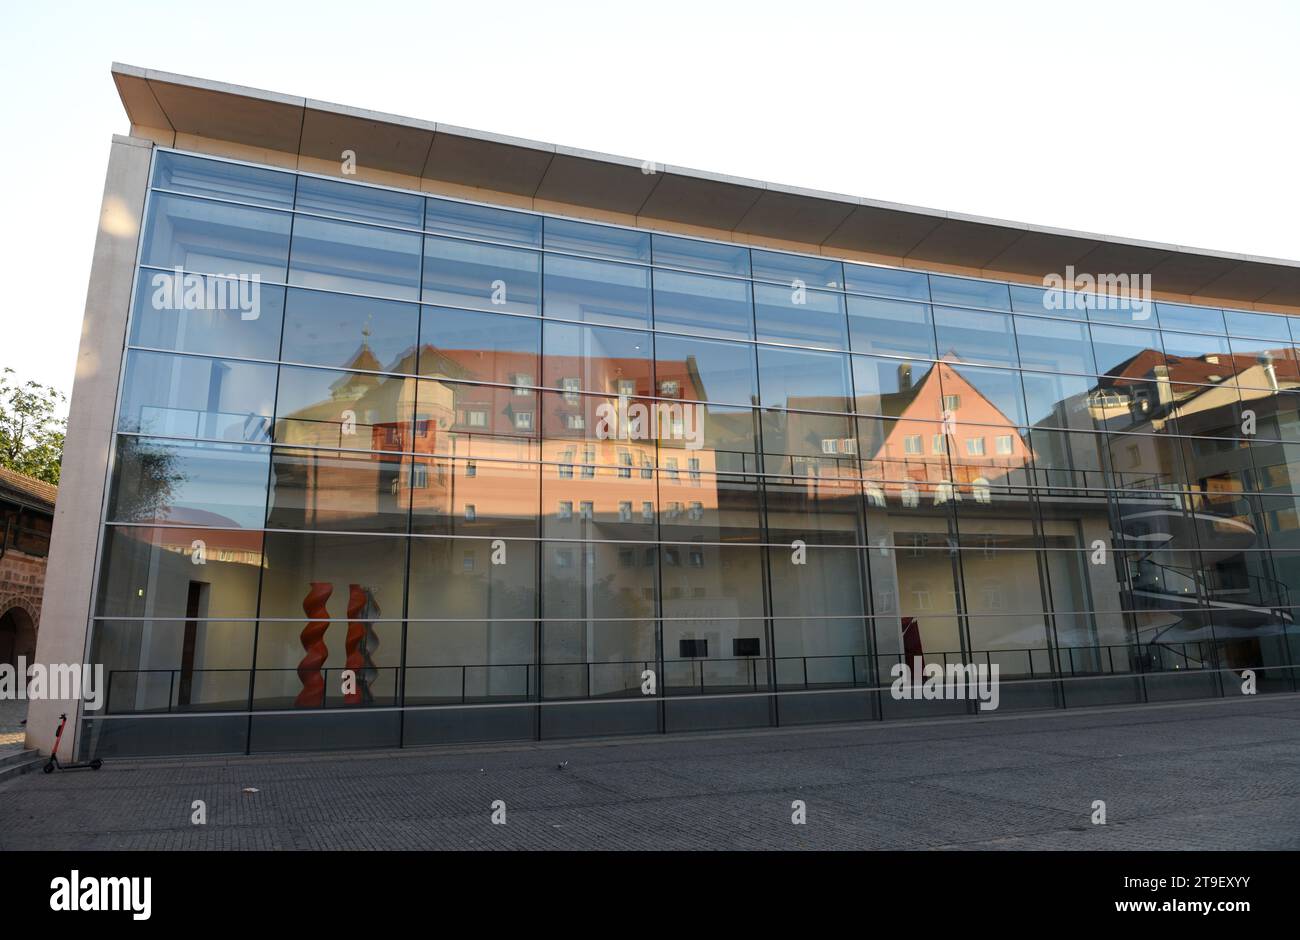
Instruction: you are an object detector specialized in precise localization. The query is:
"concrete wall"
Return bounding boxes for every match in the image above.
[26,135,152,757]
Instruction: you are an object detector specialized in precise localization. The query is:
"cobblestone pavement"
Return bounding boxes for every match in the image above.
[1,695,1298,850]
[0,698,29,751]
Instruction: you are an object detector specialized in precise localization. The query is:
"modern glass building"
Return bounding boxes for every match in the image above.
[32,65,1300,758]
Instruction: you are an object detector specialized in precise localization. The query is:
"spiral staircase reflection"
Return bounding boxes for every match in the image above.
[1117,492,1292,670]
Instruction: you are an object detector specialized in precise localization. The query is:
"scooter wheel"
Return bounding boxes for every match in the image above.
[42,762,54,774]
[90,759,103,770]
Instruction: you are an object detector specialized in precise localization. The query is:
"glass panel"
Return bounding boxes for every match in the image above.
[257,530,408,618]
[651,234,750,276]
[1155,303,1225,334]
[107,436,270,529]
[542,541,657,621]
[1090,324,1163,376]
[750,249,843,289]
[542,321,653,397]
[294,175,422,228]
[1020,372,1098,431]
[422,236,540,316]
[764,475,863,545]
[117,350,277,442]
[417,378,536,441]
[851,356,938,419]
[1010,284,1082,318]
[757,346,852,412]
[280,288,419,372]
[933,306,1017,367]
[407,537,537,620]
[654,333,756,406]
[1106,432,1189,489]
[424,198,541,247]
[652,269,754,340]
[130,274,285,360]
[542,459,657,542]
[543,254,651,329]
[658,471,762,542]
[96,525,264,619]
[266,447,410,532]
[288,215,422,300]
[1013,315,1096,374]
[1160,329,1231,362]
[274,365,415,451]
[409,449,538,538]
[939,363,1027,427]
[1224,309,1293,342]
[152,152,295,208]
[843,263,930,301]
[417,305,540,386]
[928,275,1010,311]
[141,192,291,280]
[544,217,650,262]
[753,283,848,350]
[762,410,857,475]
[847,296,936,358]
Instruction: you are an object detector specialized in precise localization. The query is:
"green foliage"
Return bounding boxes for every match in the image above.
[0,367,67,485]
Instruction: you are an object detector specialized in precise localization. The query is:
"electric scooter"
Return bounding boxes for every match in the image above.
[43,713,103,773]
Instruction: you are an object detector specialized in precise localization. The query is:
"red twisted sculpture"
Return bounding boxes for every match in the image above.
[343,584,381,705]
[296,582,333,707]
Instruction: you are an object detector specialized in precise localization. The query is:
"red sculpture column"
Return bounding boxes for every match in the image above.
[296,582,332,707]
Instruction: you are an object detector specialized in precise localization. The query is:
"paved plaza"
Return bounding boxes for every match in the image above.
[1,694,1298,850]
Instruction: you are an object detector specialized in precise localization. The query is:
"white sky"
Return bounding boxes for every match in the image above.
[2,0,1298,398]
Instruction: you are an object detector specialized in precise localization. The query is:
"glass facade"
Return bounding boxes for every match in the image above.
[83,149,1300,756]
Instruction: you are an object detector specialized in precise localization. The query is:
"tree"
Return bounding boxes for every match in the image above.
[0,367,67,485]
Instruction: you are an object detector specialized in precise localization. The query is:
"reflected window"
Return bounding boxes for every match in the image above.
[654,333,757,406]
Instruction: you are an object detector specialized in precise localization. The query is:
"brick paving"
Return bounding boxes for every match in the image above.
[1,694,1298,850]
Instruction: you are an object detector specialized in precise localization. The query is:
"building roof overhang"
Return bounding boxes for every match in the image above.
[111,62,1300,310]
